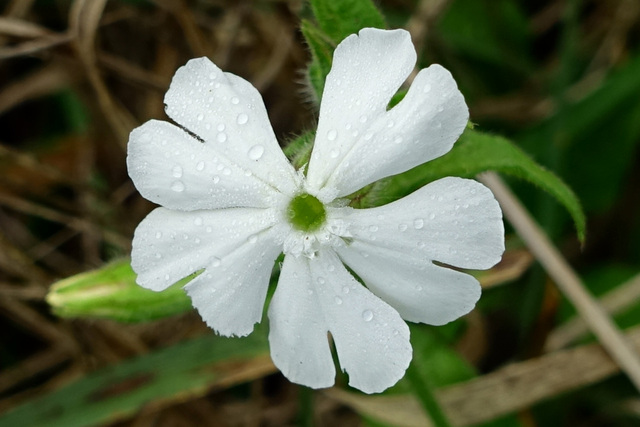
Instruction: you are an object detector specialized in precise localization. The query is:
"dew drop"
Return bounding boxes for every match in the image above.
[248,145,265,160]
[392,329,399,336]
[155,253,162,259]
[194,238,201,244]
[423,83,432,93]
[364,132,374,141]
[327,264,335,272]
[217,133,227,142]
[206,226,212,233]
[413,218,424,229]
[222,168,231,176]
[196,161,205,171]
[342,286,350,294]
[362,310,374,322]
[197,113,204,121]
[212,175,220,184]
[317,277,326,285]
[387,120,395,128]
[212,257,221,267]
[209,72,217,80]
[217,123,225,132]
[429,213,436,220]
[330,149,340,158]
[393,136,403,144]
[359,115,368,123]
[369,225,379,232]
[172,165,183,178]
[155,231,163,239]
[194,217,203,226]
[398,224,408,232]
[247,234,258,244]
[236,113,248,125]
[335,296,343,305]
[231,96,239,105]
[327,129,338,141]
[171,181,185,192]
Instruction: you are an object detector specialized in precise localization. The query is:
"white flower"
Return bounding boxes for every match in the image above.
[127,28,504,393]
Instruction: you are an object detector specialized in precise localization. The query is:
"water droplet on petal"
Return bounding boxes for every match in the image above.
[217,123,225,132]
[359,115,367,123]
[342,286,350,294]
[212,257,221,267]
[197,113,204,121]
[194,217,203,226]
[335,296,343,305]
[398,224,408,232]
[393,136,403,144]
[327,129,337,141]
[222,168,231,176]
[171,181,185,192]
[155,253,162,259]
[429,213,436,220]
[248,145,264,160]
[172,165,183,178]
[364,132,374,141]
[247,234,258,244]
[212,176,220,184]
[414,218,424,229]
[369,225,379,232]
[155,231,162,239]
[330,149,340,158]
[387,120,395,128]
[317,277,326,285]
[217,133,227,143]
[423,83,432,93]
[231,96,239,104]
[209,72,217,80]
[362,310,374,322]
[236,113,248,125]
[196,161,205,171]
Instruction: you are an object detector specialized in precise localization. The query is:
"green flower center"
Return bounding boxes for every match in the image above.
[287,193,326,232]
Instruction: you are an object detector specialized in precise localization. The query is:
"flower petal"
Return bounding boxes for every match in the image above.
[164,57,298,194]
[127,120,281,210]
[306,28,416,196]
[131,206,279,291]
[184,226,283,337]
[268,254,335,389]
[312,249,412,394]
[321,65,469,197]
[337,242,481,325]
[334,177,504,270]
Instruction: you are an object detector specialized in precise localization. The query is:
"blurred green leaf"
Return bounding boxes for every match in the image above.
[358,129,586,243]
[520,53,640,213]
[0,327,272,427]
[46,259,193,322]
[300,20,335,103]
[310,0,385,44]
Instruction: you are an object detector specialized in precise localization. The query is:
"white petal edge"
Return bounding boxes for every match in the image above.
[332,177,504,270]
[268,254,335,389]
[163,57,299,195]
[337,241,481,325]
[321,65,469,197]
[311,249,412,394]
[184,227,283,337]
[306,28,416,196]
[131,206,278,291]
[127,120,281,210]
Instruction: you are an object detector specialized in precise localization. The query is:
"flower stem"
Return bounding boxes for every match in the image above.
[405,362,453,427]
[299,386,314,427]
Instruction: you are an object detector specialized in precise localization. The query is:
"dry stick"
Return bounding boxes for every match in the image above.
[478,171,640,392]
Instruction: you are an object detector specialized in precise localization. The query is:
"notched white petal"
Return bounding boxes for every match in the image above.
[335,177,504,270]
[127,120,280,210]
[310,250,412,394]
[184,228,282,337]
[338,242,481,326]
[306,28,416,193]
[131,206,278,292]
[163,57,298,194]
[268,255,335,389]
[323,64,469,197]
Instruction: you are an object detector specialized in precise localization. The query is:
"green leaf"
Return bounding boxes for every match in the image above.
[300,20,335,103]
[310,0,386,44]
[46,259,193,322]
[0,328,272,427]
[358,129,586,243]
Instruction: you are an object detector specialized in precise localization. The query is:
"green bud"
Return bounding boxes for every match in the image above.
[46,259,193,323]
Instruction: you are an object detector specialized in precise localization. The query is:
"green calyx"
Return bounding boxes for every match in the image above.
[287,193,326,232]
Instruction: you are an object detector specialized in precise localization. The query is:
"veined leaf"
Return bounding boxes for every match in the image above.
[310,0,385,44]
[358,129,586,243]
